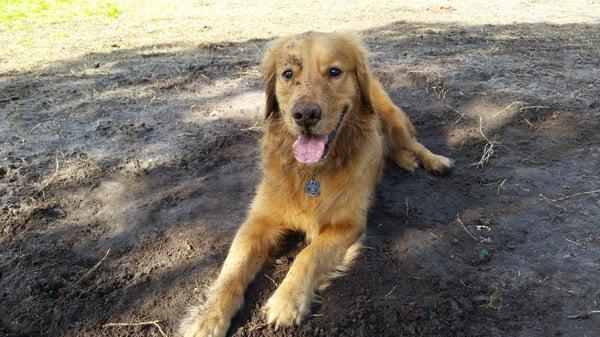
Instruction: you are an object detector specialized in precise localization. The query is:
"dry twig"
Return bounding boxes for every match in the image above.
[539,194,567,211]
[567,310,600,320]
[72,249,110,287]
[470,117,497,168]
[102,320,168,337]
[247,322,267,332]
[492,101,523,118]
[385,285,398,297]
[428,231,440,240]
[542,189,600,202]
[496,178,507,195]
[264,274,279,287]
[0,95,20,103]
[241,121,263,133]
[519,105,550,112]
[456,215,477,241]
[443,104,466,124]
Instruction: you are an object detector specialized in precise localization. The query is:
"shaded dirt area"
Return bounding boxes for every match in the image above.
[1,20,600,337]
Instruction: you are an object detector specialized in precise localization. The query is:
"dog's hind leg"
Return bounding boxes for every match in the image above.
[369,77,453,174]
[264,224,364,328]
[180,215,282,337]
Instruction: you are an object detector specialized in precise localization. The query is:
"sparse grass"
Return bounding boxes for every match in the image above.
[1,1,599,72]
[0,0,120,28]
[37,152,101,193]
[426,78,450,101]
[576,39,600,60]
[481,288,502,311]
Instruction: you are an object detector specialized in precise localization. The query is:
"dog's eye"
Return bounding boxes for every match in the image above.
[282,69,293,79]
[328,67,342,77]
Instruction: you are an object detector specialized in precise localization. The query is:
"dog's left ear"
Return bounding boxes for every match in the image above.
[341,33,374,113]
[261,40,281,120]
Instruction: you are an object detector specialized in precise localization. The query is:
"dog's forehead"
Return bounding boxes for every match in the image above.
[279,34,351,65]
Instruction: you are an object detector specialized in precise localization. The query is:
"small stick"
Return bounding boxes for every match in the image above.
[102,320,167,337]
[492,101,522,118]
[497,178,507,195]
[470,117,496,168]
[174,132,197,137]
[549,284,576,295]
[247,322,267,332]
[385,285,398,297]
[519,105,549,111]
[264,274,279,287]
[456,215,477,241]
[0,95,20,103]
[427,231,440,240]
[570,161,594,174]
[28,123,43,134]
[443,104,466,124]
[405,197,409,225]
[567,310,600,320]
[543,189,600,202]
[241,121,263,133]
[565,238,582,246]
[539,194,567,211]
[72,249,110,287]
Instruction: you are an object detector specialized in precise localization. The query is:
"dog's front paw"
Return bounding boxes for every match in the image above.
[180,306,229,337]
[423,153,454,175]
[264,284,311,328]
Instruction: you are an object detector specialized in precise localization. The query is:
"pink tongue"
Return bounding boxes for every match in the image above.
[293,134,328,164]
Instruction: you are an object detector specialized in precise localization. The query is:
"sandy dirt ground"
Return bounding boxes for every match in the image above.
[1,1,600,336]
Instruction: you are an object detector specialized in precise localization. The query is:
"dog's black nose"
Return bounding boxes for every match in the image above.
[292,102,322,127]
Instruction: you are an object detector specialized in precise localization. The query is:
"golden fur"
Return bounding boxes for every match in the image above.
[180,31,453,337]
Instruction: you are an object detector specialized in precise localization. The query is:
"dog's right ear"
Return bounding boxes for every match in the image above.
[261,40,281,120]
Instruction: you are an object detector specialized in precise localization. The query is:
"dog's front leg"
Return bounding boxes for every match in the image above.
[264,224,363,328]
[181,215,282,337]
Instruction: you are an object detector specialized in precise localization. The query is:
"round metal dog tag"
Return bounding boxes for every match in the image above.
[305,178,320,197]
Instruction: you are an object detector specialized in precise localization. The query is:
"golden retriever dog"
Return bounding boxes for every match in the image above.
[180,31,453,337]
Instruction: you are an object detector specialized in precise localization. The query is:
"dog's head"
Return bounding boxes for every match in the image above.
[262,32,372,165]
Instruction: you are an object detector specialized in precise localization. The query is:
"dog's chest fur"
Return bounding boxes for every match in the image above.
[255,114,384,239]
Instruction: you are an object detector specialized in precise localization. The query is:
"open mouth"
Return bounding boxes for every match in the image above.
[292,106,347,164]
